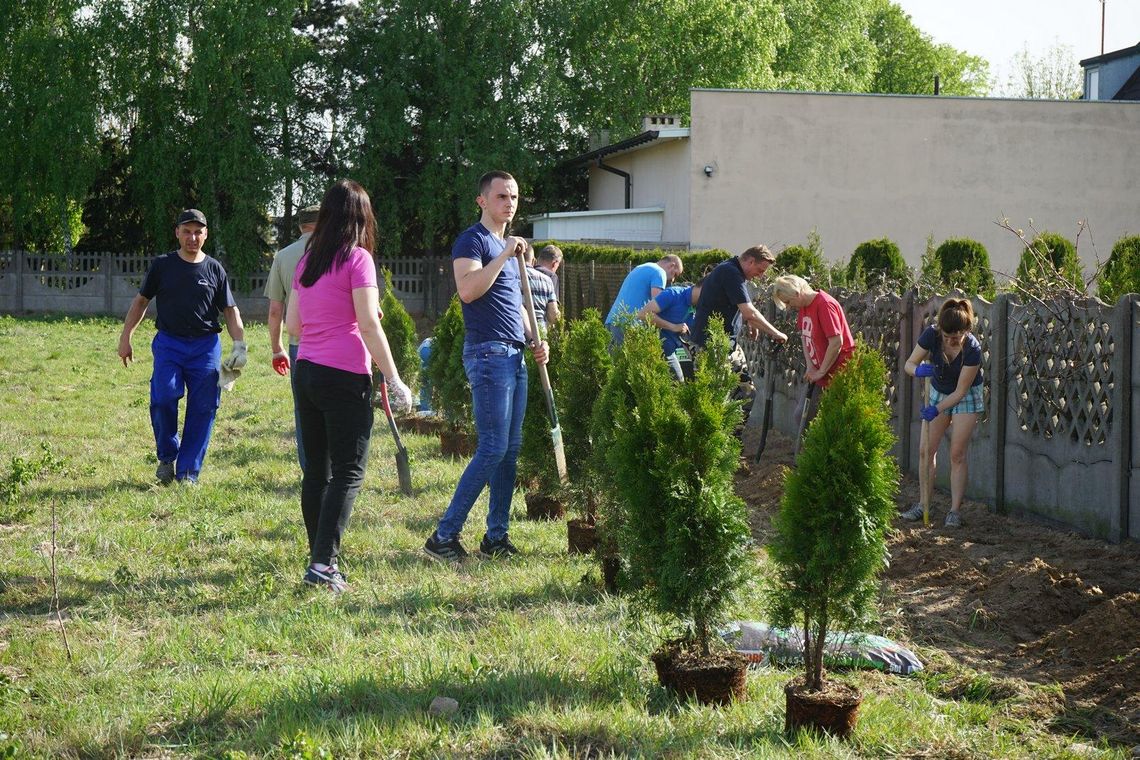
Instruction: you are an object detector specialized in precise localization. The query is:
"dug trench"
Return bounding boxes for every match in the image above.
[736,427,1140,745]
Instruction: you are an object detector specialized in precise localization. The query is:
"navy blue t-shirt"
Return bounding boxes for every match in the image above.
[692,258,749,346]
[917,325,984,394]
[451,223,525,345]
[139,252,235,337]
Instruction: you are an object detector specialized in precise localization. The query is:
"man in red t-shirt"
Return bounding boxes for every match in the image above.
[772,274,856,451]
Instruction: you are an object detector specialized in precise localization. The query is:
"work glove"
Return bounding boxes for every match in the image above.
[219,340,248,391]
[223,341,248,372]
[386,377,414,416]
[920,404,940,422]
[271,351,290,376]
[915,362,935,378]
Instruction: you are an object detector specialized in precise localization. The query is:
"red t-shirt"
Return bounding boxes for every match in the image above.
[797,290,855,387]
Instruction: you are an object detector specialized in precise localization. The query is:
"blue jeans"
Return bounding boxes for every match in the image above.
[435,341,527,543]
[150,331,222,482]
[288,343,306,471]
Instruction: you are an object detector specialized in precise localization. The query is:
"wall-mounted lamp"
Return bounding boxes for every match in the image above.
[703,164,715,177]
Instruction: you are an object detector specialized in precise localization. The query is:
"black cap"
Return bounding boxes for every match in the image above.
[175,208,207,227]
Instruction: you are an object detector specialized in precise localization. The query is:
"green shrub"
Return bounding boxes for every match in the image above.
[557,309,614,488]
[518,322,564,494]
[766,343,899,691]
[775,244,826,278]
[380,268,419,389]
[532,240,731,279]
[935,238,995,299]
[427,296,470,433]
[847,238,909,287]
[1016,232,1083,290]
[1098,234,1140,303]
[608,317,752,654]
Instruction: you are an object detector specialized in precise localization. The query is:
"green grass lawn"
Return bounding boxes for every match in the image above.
[0,315,1127,758]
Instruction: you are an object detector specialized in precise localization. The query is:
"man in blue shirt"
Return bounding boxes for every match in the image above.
[117,209,247,485]
[637,282,702,381]
[604,254,683,346]
[424,171,549,564]
[692,245,787,348]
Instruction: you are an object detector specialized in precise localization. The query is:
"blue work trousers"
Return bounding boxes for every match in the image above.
[150,331,222,482]
[436,341,527,543]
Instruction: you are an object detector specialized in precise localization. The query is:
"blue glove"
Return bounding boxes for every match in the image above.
[915,363,935,378]
[921,404,940,422]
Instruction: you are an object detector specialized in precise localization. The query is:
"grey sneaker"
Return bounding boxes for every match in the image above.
[155,461,175,485]
[900,503,927,521]
[944,511,962,528]
[303,565,349,593]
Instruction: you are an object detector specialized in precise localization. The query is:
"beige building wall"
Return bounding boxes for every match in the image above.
[588,138,692,244]
[688,89,1140,277]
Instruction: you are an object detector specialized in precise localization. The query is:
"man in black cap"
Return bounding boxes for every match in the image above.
[118,209,247,485]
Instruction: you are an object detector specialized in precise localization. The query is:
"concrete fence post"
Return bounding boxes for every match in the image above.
[14,249,24,312]
[1110,294,1134,541]
[991,293,1010,514]
[103,252,113,315]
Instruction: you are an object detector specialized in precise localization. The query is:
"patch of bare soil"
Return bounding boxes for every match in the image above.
[735,426,1140,744]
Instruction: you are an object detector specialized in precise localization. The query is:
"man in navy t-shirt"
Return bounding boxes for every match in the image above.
[692,245,787,347]
[425,171,549,564]
[118,209,247,485]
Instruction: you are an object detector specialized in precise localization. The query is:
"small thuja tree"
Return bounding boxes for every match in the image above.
[936,238,995,299]
[609,318,753,654]
[379,268,419,388]
[847,238,909,289]
[766,343,899,690]
[1016,231,1083,291]
[556,310,614,518]
[427,296,471,433]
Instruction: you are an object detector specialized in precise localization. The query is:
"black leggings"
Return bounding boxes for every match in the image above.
[294,360,373,566]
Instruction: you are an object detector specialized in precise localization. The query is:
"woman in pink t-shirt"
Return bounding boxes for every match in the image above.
[285,179,412,594]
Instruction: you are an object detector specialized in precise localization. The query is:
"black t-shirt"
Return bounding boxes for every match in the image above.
[139,252,235,337]
[692,258,749,346]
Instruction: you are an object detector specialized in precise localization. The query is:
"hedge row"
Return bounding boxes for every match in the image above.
[533,240,732,279]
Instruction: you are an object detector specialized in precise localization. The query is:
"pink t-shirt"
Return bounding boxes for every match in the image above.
[294,246,379,375]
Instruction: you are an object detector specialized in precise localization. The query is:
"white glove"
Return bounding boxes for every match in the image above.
[222,340,248,371]
[219,365,240,391]
[386,377,414,416]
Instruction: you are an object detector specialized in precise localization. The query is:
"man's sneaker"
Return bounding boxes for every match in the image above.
[479,533,519,559]
[899,503,927,521]
[424,532,468,564]
[155,461,175,485]
[944,511,962,528]
[303,565,349,593]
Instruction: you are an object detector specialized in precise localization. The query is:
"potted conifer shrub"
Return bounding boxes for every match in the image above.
[556,309,613,552]
[427,296,475,456]
[766,343,899,739]
[607,319,753,705]
[518,322,565,520]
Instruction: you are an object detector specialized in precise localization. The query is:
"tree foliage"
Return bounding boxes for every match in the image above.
[608,318,752,655]
[1016,232,1083,291]
[998,43,1082,100]
[847,237,909,287]
[380,268,420,389]
[867,0,989,96]
[766,343,899,691]
[427,296,470,433]
[1098,235,1140,304]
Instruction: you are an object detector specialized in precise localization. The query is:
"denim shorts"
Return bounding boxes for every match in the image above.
[931,385,984,415]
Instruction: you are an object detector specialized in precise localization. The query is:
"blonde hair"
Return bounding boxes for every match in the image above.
[772,274,811,310]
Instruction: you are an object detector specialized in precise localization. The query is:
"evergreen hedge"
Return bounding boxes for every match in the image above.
[1016,232,1083,290]
[775,244,826,278]
[517,323,564,495]
[533,240,732,279]
[1098,234,1140,303]
[935,238,995,299]
[847,238,909,287]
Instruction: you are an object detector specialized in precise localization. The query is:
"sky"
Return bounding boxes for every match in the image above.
[893,0,1140,87]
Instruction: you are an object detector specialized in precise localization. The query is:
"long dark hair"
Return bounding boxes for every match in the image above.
[300,179,376,287]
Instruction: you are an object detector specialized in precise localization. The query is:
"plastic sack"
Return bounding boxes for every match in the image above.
[720,621,923,675]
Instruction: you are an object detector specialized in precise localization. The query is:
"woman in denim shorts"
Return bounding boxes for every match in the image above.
[902,298,984,528]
